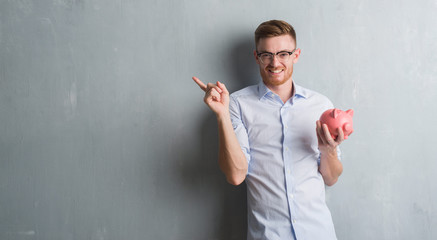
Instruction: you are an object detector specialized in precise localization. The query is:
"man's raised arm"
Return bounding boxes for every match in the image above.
[192,77,247,185]
[316,120,344,186]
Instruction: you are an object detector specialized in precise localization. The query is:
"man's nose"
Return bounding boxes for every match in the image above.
[270,55,281,66]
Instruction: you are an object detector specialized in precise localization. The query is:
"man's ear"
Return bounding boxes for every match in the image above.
[254,50,260,64]
[292,48,301,64]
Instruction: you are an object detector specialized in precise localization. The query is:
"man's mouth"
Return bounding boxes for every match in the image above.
[268,69,284,74]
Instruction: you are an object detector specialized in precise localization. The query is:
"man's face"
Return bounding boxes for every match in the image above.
[254,35,300,88]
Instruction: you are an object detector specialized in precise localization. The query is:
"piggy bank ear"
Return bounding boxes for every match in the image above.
[332,109,341,118]
[346,109,354,117]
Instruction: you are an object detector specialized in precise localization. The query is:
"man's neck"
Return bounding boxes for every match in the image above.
[264,80,294,103]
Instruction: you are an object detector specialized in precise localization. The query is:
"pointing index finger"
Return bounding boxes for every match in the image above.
[192,76,207,92]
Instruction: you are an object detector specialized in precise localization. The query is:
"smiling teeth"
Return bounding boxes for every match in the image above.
[270,69,282,73]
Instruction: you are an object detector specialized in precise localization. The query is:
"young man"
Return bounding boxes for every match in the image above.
[193,20,344,240]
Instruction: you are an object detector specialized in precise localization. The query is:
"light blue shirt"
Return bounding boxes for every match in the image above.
[229,81,339,240]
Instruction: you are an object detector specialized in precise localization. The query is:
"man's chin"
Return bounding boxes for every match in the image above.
[263,78,289,86]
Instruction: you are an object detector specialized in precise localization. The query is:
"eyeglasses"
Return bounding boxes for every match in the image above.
[256,49,297,64]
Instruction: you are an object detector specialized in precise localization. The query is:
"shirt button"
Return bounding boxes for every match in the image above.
[292,219,297,224]
[289,193,294,199]
[285,147,289,151]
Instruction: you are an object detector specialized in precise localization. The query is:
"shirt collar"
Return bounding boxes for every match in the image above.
[258,81,308,101]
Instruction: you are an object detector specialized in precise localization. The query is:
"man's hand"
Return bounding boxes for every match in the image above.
[316,120,344,153]
[192,76,229,117]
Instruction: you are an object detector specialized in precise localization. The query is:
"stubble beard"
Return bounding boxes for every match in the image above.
[260,67,293,87]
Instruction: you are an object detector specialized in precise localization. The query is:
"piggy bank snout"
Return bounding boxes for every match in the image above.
[342,123,353,139]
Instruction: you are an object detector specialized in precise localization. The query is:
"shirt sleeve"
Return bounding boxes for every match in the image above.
[229,95,251,167]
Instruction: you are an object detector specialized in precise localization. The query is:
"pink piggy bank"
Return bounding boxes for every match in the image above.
[319,109,354,140]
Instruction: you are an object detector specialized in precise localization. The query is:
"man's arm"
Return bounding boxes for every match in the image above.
[193,77,247,185]
[316,120,344,186]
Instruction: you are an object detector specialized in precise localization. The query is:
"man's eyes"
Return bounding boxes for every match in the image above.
[278,52,290,57]
[259,52,290,58]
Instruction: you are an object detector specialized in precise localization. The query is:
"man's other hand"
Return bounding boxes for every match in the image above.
[316,120,344,154]
[192,76,230,117]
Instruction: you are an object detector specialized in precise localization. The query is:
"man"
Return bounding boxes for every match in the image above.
[193,20,344,240]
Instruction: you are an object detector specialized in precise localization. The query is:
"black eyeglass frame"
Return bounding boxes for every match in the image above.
[256,49,297,63]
